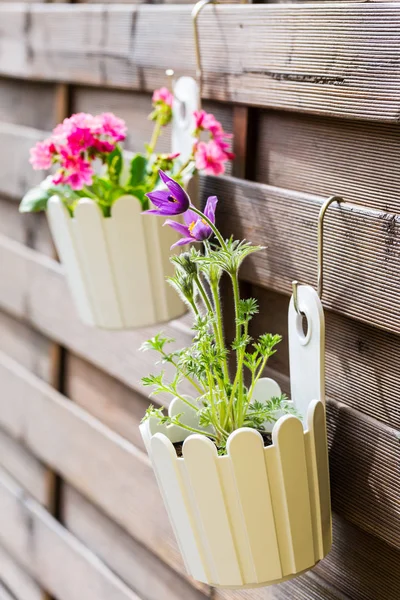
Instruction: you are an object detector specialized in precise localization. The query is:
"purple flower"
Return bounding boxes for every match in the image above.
[145,170,190,216]
[164,196,218,248]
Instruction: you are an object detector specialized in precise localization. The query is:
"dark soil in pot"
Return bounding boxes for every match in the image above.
[173,431,272,457]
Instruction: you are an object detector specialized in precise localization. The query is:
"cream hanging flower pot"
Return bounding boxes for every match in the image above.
[141,285,331,588]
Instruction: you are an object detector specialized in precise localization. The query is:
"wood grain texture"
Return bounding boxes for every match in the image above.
[215,571,351,599]
[0,350,192,582]
[1,4,400,120]
[0,312,52,384]
[65,354,148,452]
[0,468,143,600]
[0,325,399,552]
[256,111,400,213]
[0,544,42,600]
[315,514,400,600]
[73,88,232,167]
[0,197,53,256]
[0,234,399,435]
[202,175,400,336]
[249,286,400,431]
[0,123,45,200]
[63,485,209,600]
[0,79,59,130]
[0,428,47,505]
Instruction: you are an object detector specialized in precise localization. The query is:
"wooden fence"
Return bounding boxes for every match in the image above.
[0,1,399,600]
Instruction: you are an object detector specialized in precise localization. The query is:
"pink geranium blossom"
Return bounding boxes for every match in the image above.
[152,87,174,107]
[52,150,94,190]
[67,127,95,154]
[29,139,56,170]
[193,110,223,137]
[195,140,227,176]
[93,112,127,142]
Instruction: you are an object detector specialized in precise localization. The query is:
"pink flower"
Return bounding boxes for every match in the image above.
[152,87,174,108]
[193,110,223,137]
[93,113,127,142]
[92,139,116,154]
[214,134,235,160]
[195,140,227,176]
[53,150,94,190]
[53,113,95,140]
[29,139,56,170]
[67,127,95,154]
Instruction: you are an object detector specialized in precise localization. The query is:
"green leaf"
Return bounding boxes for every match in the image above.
[107,145,123,185]
[19,185,52,213]
[128,153,148,187]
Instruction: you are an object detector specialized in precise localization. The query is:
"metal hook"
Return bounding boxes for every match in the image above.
[192,0,215,109]
[292,195,343,315]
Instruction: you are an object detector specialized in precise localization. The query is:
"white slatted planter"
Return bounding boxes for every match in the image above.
[46,76,199,330]
[141,285,332,588]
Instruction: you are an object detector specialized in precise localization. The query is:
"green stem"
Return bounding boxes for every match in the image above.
[176,154,195,178]
[170,419,218,440]
[147,120,162,158]
[210,277,230,385]
[161,351,204,396]
[247,354,270,404]
[81,186,98,200]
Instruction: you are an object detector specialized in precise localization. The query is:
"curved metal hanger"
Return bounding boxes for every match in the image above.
[292,195,343,314]
[192,0,216,109]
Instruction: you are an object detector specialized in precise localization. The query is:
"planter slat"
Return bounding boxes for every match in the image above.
[270,416,315,574]
[105,195,155,327]
[47,197,95,326]
[150,435,207,582]
[72,199,124,328]
[183,437,242,586]
[228,430,282,583]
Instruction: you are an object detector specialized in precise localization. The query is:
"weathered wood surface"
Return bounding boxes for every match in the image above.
[249,286,400,431]
[1,234,399,432]
[0,428,47,505]
[256,111,400,214]
[0,197,53,257]
[0,123,45,200]
[0,80,59,130]
[0,350,191,581]
[0,467,143,600]
[0,544,42,600]
[0,312,52,383]
[203,175,400,336]
[63,485,209,600]
[216,571,351,599]
[1,4,400,120]
[73,87,233,158]
[315,514,400,600]
[0,340,399,552]
[65,354,148,451]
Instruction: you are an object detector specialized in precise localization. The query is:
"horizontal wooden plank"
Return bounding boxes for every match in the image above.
[0,544,42,600]
[315,514,400,600]
[0,350,202,586]
[0,234,192,398]
[0,467,142,600]
[249,286,400,430]
[0,79,60,130]
[0,195,53,256]
[202,175,400,336]
[63,485,209,600]
[65,354,148,451]
[215,571,351,600]
[72,87,233,159]
[1,4,400,120]
[0,428,47,505]
[256,111,400,214]
[0,333,399,552]
[0,311,52,383]
[0,123,45,200]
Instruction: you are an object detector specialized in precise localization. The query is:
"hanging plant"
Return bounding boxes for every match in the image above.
[140,174,332,588]
[19,82,234,330]
[20,87,233,216]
